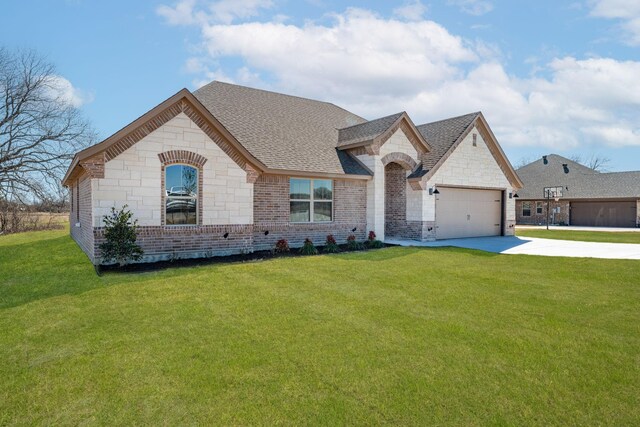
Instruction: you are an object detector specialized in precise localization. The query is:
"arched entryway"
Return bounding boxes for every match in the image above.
[385,162,407,238]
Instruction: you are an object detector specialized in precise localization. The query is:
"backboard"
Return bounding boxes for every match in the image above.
[543,186,563,199]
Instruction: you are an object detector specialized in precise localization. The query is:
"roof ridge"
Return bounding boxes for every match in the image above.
[417,111,480,128]
[195,80,365,118]
[337,111,405,131]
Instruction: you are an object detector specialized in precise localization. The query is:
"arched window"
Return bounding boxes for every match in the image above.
[165,164,198,225]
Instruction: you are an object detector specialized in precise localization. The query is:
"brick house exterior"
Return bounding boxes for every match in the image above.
[63,82,522,264]
[515,155,640,228]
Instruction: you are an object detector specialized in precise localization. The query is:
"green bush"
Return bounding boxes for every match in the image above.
[99,205,143,266]
[366,230,385,249]
[299,238,318,255]
[346,234,363,251]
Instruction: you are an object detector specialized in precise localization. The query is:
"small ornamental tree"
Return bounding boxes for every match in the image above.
[99,205,143,266]
[323,234,340,253]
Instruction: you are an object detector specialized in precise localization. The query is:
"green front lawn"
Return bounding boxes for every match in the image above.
[517,228,640,244]
[1,230,639,425]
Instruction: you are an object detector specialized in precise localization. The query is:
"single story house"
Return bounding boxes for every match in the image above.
[515,154,640,227]
[63,81,522,264]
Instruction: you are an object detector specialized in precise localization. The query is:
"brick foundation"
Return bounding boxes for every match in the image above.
[94,224,253,264]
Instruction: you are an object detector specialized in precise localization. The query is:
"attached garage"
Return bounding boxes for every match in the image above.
[435,187,503,239]
[570,201,637,228]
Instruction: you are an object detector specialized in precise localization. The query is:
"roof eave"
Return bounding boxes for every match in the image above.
[62,88,268,186]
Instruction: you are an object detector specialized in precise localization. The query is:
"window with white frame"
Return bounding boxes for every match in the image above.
[536,201,543,215]
[289,178,333,222]
[522,201,531,217]
[165,164,198,225]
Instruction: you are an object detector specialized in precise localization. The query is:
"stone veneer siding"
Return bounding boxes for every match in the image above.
[426,127,517,237]
[515,200,570,226]
[252,174,367,250]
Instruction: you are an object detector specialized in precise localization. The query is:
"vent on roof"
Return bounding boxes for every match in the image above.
[562,164,569,174]
[542,155,548,164]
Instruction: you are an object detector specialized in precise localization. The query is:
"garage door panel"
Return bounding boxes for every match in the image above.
[436,187,502,239]
[571,201,636,227]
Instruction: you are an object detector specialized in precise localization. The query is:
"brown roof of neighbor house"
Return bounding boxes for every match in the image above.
[515,154,640,199]
[194,81,371,175]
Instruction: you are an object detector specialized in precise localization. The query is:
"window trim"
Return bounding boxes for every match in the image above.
[289,177,334,224]
[535,201,543,215]
[163,163,200,226]
[522,201,532,217]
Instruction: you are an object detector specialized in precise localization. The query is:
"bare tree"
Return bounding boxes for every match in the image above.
[514,156,532,169]
[569,153,611,172]
[0,48,95,203]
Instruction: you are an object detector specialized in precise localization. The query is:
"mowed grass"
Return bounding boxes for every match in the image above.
[517,228,640,244]
[1,230,639,425]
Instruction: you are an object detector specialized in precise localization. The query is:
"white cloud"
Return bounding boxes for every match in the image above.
[393,1,428,21]
[447,0,494,16]
[159,3,640,150]
[589,0,640,45]
[46,76,93,108]
[157,0,273,25]
[157,0,201,25]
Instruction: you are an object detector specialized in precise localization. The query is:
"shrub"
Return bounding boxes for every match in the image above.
[366,230,385,249]
[274,238,290,253]
[323,234,340,253]
[346,234,363,251]
[98,205,143,266]
[299,238,319,255]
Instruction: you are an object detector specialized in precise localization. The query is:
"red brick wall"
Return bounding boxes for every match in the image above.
[253,174,367,250]
[516,200,570,225]
[94,224,253,264]
[384,163,406,238]
[70,173,95,262]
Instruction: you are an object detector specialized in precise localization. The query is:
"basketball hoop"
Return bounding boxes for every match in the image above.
[543,186,563,230]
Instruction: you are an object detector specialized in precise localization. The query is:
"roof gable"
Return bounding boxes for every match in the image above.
[63,89,265,185]
[337,111,432,155]
[409,112,523,189]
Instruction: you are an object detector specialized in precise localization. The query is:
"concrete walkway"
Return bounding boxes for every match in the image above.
[386,236,640,260]
[516,225,640,232]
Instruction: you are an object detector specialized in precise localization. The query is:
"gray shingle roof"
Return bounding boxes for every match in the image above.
[337,112,404,147]
[516,154,640,199]
[194,81,370,175]
[417,112,480,169]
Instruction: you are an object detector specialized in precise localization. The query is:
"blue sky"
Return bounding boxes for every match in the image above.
[2,0,639,171]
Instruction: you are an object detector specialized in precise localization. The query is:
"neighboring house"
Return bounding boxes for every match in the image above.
[63,82,522,264]
[515,154,640,227]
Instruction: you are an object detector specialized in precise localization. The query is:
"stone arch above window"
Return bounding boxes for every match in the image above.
[158,150,208,168]
[380,152,417,171]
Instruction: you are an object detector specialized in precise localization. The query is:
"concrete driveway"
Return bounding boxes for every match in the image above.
[386,236,640,260]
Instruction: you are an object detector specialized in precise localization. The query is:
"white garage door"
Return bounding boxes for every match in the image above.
[435,187,502,239]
